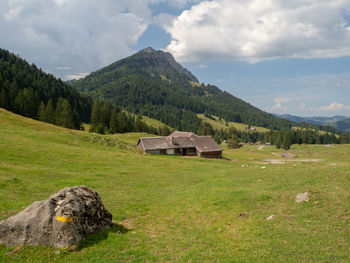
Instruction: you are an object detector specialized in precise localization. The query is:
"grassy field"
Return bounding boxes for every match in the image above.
[197,114,270,133]
[1,108,350,262]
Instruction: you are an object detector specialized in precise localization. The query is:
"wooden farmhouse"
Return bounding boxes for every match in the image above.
[137,131,223,158]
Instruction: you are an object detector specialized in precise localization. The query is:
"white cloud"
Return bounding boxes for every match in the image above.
[318,102,349,111]
[271,97,291,111]
[298,102,306,110]
[64,73,89,81]
[0,0,155,79]
[165,0,350,62]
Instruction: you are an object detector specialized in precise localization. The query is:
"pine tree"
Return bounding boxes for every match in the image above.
[282,132,292,150]
[55,97,64,125]
[275,132,282,149]
[126,115,135,132]
[227,127,240,149]
[117,112,127,133]
[135,115,143,132]
[100,103,111,129]
[0,88,9,109]
[37,101,46,121]
[45,100,55,123]
[22,88,39,118]
[14,90,24,114]
[214,132,221,144]
[58,99,74,129]
[8,80,18,111]
[109,109,119,134]
[90,100,100,130]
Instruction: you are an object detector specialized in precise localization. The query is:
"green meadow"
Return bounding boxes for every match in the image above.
[197,114,270,133]
[1,108,350,262]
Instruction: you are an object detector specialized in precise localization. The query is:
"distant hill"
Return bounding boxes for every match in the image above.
[70,47,292,132]
[0,48,91,129]
[278,114,347,125]
[336,118,350,131]
[277,114,349,131]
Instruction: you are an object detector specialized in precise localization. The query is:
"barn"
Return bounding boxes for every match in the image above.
[137,131,223,158]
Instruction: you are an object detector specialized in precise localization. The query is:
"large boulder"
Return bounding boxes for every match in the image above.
[0,186,113,248]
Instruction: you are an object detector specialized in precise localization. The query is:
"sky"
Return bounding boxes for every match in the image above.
[1,0,350,117]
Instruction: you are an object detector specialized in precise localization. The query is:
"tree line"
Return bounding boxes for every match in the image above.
[200,124,350,150]
[89,100,165,135]
[0,48,91,129]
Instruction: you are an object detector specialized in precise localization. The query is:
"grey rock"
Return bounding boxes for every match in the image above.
[0,186,113,248]
[282,152,297,158]
[295,192,310,203]
[57,200,67,207]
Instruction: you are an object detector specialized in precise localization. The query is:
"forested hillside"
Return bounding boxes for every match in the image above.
[70,47,293,132]
[0,48,160,134]
[0,48,91,129]
[336,118,350,131]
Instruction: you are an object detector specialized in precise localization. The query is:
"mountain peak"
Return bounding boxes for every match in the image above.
[131,47,198,82]
[79,47,198,83]
[139,47,156,54]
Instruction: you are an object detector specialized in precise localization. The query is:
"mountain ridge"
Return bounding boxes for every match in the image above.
[276,113,349,131]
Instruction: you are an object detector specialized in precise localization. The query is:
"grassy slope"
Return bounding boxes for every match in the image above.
[1,109,350,262]
[198,114,270,133]
[125,112,173,131]
[292,126,339,137]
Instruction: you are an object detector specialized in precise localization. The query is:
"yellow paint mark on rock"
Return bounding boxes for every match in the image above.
[56,216,73,222]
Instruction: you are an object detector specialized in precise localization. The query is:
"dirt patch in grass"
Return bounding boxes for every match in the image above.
[118,218,135,230]
[260,159,324,164]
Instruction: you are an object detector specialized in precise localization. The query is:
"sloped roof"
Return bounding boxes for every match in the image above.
[171,137,194,148]
[137,137,172,151]
[137,131,222,153]
[189,135,223,153]
[169,131,196,138]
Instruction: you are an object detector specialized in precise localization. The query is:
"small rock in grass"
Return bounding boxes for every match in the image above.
[266,215,274,220]
[258,179,262,182]
[304,220,311,225]
[261,166,266,169]
[295,192,309,203]
[241,164,248,168]
[55,250,61,255]
[68,245,78,252]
